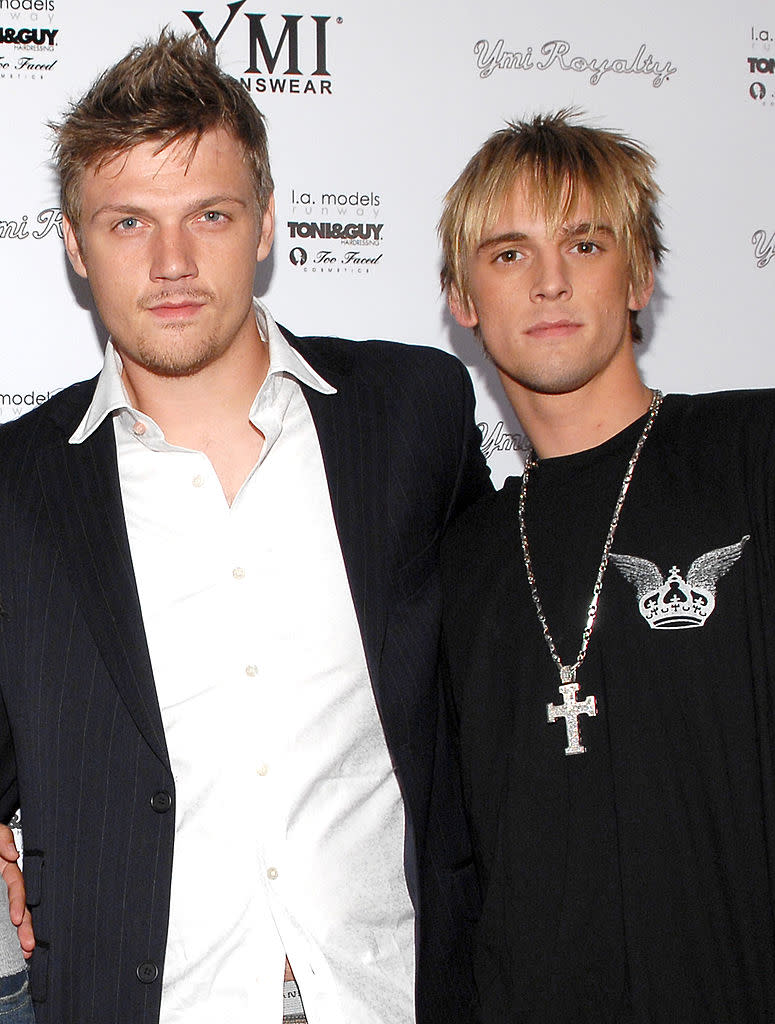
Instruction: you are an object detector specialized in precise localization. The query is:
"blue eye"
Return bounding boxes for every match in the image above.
[117,217,139,231]
[202,211,224,222]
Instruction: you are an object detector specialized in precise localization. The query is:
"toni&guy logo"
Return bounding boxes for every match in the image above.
[287,221,382,241]
[474,38,677,87]
[0,25,55,43]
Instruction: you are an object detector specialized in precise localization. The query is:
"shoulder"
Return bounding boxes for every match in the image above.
[659,389,775,448]
[662,388,775,419]
[0,378,96,458]
[442,479,519,571]
[280,324,470,386]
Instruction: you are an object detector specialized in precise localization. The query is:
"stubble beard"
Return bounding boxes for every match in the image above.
[131,287,230,378]
[133,323,228,378]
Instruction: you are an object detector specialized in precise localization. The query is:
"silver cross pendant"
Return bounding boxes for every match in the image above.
[546,665,598,755]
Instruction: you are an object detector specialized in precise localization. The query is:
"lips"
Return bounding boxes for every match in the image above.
[525,319,581,338]
[148,302,204,318]
[143,295,209,320]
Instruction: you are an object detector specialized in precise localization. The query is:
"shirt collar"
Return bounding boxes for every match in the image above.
[69,298,335,445]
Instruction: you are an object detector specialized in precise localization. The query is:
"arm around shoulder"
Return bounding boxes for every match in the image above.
[446,354,492,524]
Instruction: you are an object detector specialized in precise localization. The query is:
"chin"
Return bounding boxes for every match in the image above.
[514,368,597,397]
[135,336,225,378]
[142,359,212,379]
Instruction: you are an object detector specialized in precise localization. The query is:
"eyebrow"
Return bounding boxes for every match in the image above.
[561,221,616,239]
[476,231,529,253]
[90,194,248,224]
[477,222,616,252]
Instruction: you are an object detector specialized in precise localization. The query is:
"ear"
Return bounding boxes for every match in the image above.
[628,264,655,312]
[256,193,275,263]
[62,216,88,279]
[447,285,479,329]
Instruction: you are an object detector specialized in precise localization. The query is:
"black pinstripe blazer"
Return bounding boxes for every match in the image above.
[0,328,491,1024]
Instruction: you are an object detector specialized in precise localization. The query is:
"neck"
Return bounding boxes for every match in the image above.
[121,336,269,450]
[507,370,653,461]
[120,329,270,505]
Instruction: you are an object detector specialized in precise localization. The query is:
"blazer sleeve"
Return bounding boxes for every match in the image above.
[445,356,493,528]
[0,653,19,823]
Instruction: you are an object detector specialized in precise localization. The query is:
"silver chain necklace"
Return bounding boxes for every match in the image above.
[518,389,663,756]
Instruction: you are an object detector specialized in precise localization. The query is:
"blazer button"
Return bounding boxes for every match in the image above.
[136,960,159,984]
[150,790,172,813]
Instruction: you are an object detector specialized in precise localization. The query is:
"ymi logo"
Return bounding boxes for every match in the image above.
[182,2,336,95]
[752,229,775,268]
[289,246,307,265]
[473,38,677,87]
[0,208,62,239]
[478,421,530,459]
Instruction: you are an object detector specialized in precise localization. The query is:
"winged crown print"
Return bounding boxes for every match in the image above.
[609,536,750,629]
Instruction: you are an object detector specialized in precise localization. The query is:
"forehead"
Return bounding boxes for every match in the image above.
[482,175,602,239]
[80,128,252,210]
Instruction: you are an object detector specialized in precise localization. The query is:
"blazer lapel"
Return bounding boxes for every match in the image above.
[30,335,392,770]
[295,345,390,693]
[35,414,169,769]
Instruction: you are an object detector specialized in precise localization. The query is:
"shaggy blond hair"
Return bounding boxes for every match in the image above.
[52,29,273,239]
[439,110,664,341]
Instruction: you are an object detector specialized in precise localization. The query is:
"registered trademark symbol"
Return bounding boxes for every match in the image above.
[337,17,343,23]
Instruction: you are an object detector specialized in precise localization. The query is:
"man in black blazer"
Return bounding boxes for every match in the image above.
[0,31,488,1024]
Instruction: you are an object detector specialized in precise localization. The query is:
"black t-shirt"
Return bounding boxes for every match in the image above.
[441,391,775,1023]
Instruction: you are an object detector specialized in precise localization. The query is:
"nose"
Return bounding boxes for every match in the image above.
[149,225,198,282]
[529,250,572,302]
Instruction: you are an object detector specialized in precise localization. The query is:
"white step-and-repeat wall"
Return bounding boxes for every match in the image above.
[2,0,774,484]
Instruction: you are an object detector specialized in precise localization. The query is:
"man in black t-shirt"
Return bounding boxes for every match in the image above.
[439,111,775,1022]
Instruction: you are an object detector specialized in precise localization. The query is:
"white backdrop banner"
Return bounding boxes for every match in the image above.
[2,0,774,484]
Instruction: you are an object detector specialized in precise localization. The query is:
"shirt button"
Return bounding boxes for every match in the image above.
[192,474,204,488]
[245,664,258,677]
[267,867,278,880]
[132,421,147,436]
[257,764,269,776]
[232,567,246,580]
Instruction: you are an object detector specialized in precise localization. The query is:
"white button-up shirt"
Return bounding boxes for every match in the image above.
[71,300,416,1024]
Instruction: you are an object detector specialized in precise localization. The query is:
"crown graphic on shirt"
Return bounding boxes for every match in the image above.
[637,565,714,629]
[609,535,750,631]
